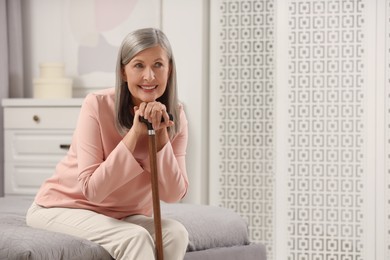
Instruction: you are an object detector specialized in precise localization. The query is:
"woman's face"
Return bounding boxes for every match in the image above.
[122,45,171,106]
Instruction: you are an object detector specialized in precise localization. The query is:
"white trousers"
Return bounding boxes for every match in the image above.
[26,203,188,260]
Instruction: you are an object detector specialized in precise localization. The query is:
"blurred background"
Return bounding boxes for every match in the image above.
[1,0,390,259]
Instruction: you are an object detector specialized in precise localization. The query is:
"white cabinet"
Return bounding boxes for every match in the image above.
[2,99,83,196]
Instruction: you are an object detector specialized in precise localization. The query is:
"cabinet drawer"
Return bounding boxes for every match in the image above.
[4,130,73,163]
[4,107,80,129]
[4,162,57,195]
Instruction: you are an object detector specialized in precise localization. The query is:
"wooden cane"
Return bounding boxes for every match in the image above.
[148,130,164,260]
[140,116,171,260]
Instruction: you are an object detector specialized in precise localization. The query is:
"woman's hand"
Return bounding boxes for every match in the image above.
[123,102,173,153]
[136,101,174,131]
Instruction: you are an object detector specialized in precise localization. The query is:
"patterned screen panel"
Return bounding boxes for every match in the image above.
[212,0,375,260]
[286,0,366,259]
[213,0,276,259]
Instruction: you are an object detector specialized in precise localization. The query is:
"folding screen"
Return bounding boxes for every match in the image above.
[210,1,385,259]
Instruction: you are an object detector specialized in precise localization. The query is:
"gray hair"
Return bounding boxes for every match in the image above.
[115,28,180,137]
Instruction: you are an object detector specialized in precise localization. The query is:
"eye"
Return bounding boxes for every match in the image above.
[134,63,144,68]
[154,62,163,68]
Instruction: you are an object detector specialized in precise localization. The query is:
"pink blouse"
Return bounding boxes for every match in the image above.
[34,88,189,219]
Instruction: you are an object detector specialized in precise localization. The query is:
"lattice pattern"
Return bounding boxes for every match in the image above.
[287,1,365,259]
[217,0,275,258]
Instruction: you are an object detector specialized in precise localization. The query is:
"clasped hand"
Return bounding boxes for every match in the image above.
[133,101,174,132]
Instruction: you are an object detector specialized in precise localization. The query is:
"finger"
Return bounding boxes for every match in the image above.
[150,105,159,120]
[133,106,139,114]
[153,110,163,129]
[162,110,169,124]
[144,102,155,120]
[132,106,147,133]
[138,102,147,117]
[153,103,166,122]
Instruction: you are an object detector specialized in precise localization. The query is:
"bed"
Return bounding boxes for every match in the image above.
[0,196,266,260]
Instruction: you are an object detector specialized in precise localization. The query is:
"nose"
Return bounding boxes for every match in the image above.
[143,67,155,81]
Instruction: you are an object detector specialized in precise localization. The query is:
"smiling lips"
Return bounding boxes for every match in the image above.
[140,85,157,90]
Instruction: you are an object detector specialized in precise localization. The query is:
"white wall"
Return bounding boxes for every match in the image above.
[22,0,66,97]
[162,0,209,204]
[20,0,210,204]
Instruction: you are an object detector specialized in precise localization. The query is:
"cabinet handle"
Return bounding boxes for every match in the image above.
[59,144,71,150]
[33,115,40,123]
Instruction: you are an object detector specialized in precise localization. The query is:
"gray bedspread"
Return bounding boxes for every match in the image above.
[0,196,266,260]
[0,215,112,260]
[161,203,250,251]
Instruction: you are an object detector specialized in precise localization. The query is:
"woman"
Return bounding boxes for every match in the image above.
[26,28,189,260]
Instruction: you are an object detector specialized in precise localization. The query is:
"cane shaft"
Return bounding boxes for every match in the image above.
[148,133,164,260]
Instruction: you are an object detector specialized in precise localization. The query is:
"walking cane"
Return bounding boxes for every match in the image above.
[140,114,172,260]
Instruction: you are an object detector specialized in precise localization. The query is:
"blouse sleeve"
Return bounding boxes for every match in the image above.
[155,106,189,202]
[76,94,144,203]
